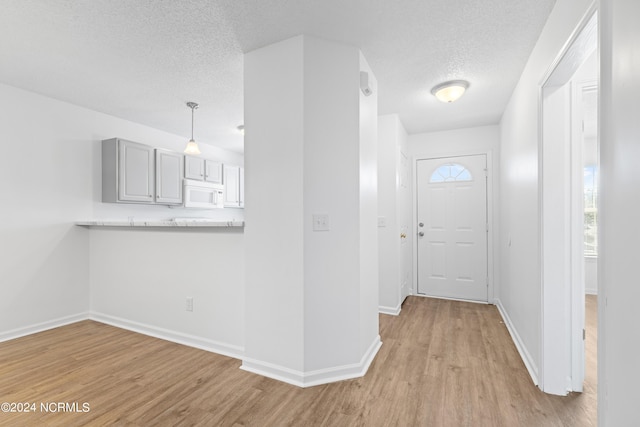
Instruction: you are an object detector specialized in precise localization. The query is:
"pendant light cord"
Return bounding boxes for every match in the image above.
[186,101,199,141]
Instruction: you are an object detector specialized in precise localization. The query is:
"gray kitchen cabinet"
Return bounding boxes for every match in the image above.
[205,159,223,184]
[239,167,244,208]
[185,155,205,180]
[185,156,223,184]
[224,165,244,208]
[102,138,155,203]
[155,149,184,205]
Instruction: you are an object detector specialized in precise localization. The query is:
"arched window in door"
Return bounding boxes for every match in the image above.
[429,163,472,183]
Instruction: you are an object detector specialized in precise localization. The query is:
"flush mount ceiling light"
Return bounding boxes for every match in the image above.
[431,80,470,103]
[184,101,201,155]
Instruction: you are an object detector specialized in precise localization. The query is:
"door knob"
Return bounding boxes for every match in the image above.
[400,233,406,239]
[418,231,424,237]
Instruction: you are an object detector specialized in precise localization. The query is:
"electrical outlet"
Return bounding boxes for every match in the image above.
[186,297,193,312]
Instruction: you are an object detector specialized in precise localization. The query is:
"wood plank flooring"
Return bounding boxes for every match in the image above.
[0,297,596,426]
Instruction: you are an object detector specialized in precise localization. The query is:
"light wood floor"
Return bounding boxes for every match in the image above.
[0,297,597,426]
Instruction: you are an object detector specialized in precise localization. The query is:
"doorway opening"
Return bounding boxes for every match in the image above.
[539,8,598,398]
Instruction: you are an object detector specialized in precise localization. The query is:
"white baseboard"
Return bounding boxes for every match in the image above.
[494,299,539,386]
[585,288,598,295]
[0,312,90,343]
[379,304,401,316]
[241,335,383,388]
[89,312,244,360]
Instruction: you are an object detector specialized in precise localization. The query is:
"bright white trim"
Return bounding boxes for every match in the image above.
[379,304,401,315]
[89,312,244,360]
[495,299,539,386]
[240,335,382,388]
[0,312,90,343]
[538,7,598,396]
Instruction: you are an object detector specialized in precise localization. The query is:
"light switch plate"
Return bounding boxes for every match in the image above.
[312,213,330,231]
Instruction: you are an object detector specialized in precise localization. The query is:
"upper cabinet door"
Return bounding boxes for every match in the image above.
[224,165,241,207]
[185,156,205,180]
[205,160,223,184]
[118,139,155,202]
[155,149,184,205]
[239,167,244,208]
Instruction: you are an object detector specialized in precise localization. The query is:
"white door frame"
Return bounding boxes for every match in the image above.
[538,4,597,395]
[570,78,597,392]
[412,150,495,304]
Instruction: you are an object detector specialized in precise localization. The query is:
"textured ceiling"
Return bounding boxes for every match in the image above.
[0,0,556,153]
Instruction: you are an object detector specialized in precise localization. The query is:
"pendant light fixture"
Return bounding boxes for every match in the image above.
[431,80,470,103]
[184,101,201,155]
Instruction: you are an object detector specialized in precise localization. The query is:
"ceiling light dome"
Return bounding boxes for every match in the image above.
[431,80,470,103]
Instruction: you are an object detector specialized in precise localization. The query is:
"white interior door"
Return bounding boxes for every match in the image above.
[398,149,411,303]
[416,155,488,302]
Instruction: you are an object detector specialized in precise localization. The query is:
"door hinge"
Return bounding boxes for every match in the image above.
[583,329,586,340]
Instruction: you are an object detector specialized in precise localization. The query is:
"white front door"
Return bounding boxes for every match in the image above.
[416,155,488,302]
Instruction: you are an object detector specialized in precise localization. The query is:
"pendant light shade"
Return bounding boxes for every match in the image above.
[184,102,201,155]
[431,80,469,103]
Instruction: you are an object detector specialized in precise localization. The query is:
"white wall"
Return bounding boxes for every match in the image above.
[409,125,499,159]
[498,0,592,386]
[408,125,500,298]
[89,227,244,357]
[358,52,380,361]
[0,83,92,339]
[599,0,640,423]
[244,35,306,374]
[302,36,364,372]
[243,35,380,386]
[0,82,246,358]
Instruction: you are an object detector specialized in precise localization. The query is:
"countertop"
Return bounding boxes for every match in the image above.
[75,218,244,228]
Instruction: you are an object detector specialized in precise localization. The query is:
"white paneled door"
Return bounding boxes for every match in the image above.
[416,155,488,302]
[399,149,412,304]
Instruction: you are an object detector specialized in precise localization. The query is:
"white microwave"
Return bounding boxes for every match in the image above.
[183,179,225,209]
